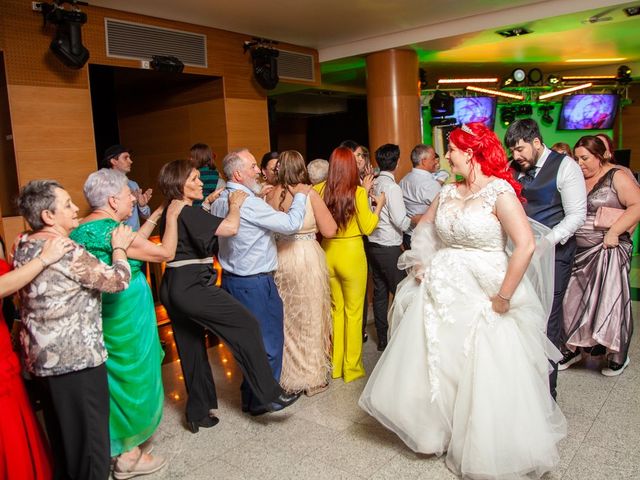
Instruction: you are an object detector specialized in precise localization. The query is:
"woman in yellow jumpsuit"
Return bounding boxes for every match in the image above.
[314,147,385,382]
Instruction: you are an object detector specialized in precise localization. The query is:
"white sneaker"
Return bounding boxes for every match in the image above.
[558,351,582,371]
[601,356,630,377]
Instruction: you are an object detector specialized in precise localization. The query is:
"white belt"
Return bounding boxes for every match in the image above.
[165,257,213,268]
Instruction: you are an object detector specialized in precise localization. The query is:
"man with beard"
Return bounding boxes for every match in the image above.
[209,148,310,413]
[504,119,586,400]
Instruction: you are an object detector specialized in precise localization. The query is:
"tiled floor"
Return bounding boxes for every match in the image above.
[135,267,640,480]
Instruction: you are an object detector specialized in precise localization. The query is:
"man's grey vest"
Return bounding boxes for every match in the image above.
[518,150,566,229]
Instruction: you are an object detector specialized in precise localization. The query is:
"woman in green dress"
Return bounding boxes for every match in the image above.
[70,168,184,479]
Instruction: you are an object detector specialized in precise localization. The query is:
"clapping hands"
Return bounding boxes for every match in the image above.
[133,188,153,207]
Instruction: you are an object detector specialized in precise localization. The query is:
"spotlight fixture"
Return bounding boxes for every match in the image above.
[244,38,280,90]
[429,90,454,117]
[40,0,90,69]
[623,6,640,16]
[503,77,514,87]
[496,27,533,38]
[466,85,525,100]
[437,77,499,84]
[512,68,526,84]
[547,74,560,85]
[539,105,555,125]
[538,82,592,100]
[617,65,632,84]
[516,105,533,116]
[527,68,543,85]
[501,107,516,126]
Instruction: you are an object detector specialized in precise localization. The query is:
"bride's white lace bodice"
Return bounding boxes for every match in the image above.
[435,179,515,252]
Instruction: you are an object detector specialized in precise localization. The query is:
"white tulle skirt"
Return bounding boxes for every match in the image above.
[359,247,567,479]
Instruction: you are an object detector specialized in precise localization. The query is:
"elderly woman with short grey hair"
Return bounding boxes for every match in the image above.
[307,159,329,185]
[68,168,184,479]
[14,179,135,480]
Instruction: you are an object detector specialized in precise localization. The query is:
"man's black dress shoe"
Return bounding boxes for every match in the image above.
[249,391,301,416]
[187,415,220,433]
[270,391,300,411]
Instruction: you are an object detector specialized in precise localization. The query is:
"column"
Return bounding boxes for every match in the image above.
[366,49,421,180]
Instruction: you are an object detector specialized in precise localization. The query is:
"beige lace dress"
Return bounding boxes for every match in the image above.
[274,198,332,393]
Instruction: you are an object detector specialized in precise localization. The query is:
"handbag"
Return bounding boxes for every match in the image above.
[593,206,625,230]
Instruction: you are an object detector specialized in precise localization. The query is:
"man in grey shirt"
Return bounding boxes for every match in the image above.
[399,144,443,249]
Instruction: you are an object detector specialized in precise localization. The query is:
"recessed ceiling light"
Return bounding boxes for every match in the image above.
[565,58,626,63]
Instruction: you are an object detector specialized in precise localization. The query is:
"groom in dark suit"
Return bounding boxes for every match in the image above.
[505,119,586,399]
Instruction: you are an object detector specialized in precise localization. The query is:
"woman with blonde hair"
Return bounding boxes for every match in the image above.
[265,150,337,396]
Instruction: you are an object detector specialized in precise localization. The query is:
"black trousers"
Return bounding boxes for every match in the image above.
[402,233,412,251]
[548,237,577,398]
[160,265,282,423]
[367,242,407,342]
[38,364,110,480]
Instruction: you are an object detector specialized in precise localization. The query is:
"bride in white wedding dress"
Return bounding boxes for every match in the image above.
[359,123,566,479]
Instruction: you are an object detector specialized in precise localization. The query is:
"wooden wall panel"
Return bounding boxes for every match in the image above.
[9,85,96,213]
[224,98,270,157]
[0,56,18,217]
[188,98,228,173]
[1,216,27,252]
[9,85,95,152]
[119,97,228,209]
[16,149,97,212]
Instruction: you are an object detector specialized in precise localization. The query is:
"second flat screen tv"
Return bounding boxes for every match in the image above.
[454,97,497,129]
[558,94,619,130]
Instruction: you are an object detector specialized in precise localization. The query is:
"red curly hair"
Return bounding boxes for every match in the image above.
[449,122,523,201]
[322,147,359,230]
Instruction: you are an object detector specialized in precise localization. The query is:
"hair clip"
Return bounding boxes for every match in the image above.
[461,124,477,136]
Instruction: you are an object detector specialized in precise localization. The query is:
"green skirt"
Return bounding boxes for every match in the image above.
[102,269,164,456]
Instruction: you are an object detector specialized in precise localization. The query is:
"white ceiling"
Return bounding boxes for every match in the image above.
[89,0,640,84]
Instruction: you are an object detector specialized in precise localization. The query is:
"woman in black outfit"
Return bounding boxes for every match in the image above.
[158,160,298,433]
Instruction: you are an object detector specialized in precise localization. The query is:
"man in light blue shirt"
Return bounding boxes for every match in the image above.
[210,148,309,413]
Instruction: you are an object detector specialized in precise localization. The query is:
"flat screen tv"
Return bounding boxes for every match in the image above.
[558,94,619,130]
[453,97,497,129]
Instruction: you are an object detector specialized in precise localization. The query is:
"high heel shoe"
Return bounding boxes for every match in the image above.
[187,414,220,433]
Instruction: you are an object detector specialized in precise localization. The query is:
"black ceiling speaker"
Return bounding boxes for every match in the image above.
[251,47,279,90]
[150,55,184,73]
[42,2,90,69]
[429,90,454,117]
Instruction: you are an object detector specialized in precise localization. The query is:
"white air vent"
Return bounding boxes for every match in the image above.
[105,18,207,68]
[277,49,315,82]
